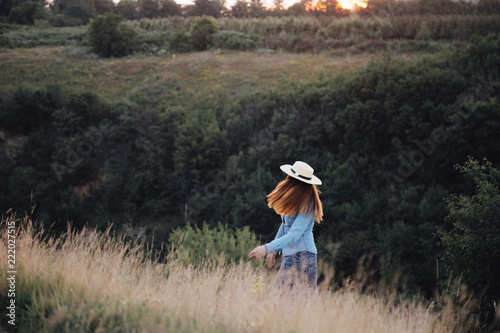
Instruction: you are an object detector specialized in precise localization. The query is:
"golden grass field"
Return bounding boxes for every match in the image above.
[0,214,474,332]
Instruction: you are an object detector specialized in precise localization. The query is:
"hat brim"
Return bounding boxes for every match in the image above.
[280,164,322,185]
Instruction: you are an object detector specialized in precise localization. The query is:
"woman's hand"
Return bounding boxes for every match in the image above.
[266,252,277,267]
[249,245,268,260]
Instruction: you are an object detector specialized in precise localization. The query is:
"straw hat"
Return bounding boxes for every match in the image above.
[280,161,322,185]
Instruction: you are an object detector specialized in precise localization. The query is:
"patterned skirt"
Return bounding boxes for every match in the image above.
[275,251,318,296]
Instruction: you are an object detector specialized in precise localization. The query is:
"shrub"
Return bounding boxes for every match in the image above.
[294,37,314,52]
[211,30,255,50]
[168,222,259,266]
[168,29,193,52]
[278,39,289,49]
[189,15,218,51]
[437,157,500,327]
[262,37,277,49]
[88,13,137,57]
[329,39,345,48]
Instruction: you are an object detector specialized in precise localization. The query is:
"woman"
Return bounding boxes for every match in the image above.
[249,161,323,294]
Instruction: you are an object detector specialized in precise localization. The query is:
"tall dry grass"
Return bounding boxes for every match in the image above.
[0,214,473,332]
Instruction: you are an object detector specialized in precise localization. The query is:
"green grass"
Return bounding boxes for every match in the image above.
[0,40,453,100]
[0,26,87,48]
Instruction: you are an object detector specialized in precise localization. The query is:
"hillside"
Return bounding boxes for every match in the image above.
[1,17,499,330]
[0,42,447,97]
[0,215,473,332]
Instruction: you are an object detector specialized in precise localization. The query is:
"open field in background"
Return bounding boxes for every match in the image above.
[2,15,500,48]
[3,15,500,55]
[0,42,451,99]
[0,215,475,332]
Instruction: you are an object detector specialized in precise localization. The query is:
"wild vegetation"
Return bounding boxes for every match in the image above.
[1,0,500,329]
[0,214,481,332]
[2,15,500,50]
[2,0,500,26]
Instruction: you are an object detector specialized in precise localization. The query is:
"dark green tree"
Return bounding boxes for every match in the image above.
[249,0,265,17]
[50,0,96,23]
[273,0,284,10]
[287,2,308,16]
[114,0,140,20]
[477,0,500,14]
[91,0,115,14]
[7,1,42,24]
[1,0,46,19]
[138,0,159,18]
[192,0,224,17]
[231,0,249,17]
[158,0,181,17]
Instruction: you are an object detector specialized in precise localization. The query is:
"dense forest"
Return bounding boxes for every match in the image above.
[1,0,500,328]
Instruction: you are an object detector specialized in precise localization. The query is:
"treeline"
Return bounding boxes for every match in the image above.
[2,0,500,26]
[1,32,499,307]
[2,15,500,50]
[132,15,500,46]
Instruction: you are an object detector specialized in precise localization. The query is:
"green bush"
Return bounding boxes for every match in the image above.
[437,157,500,328]
[88,13,137,57]
[168,222,259,266]
[211,30,255,50]
[168,29,194,52]
[189,15,218,51]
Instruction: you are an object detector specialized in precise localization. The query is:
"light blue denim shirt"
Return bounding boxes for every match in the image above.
[264,212,317,257]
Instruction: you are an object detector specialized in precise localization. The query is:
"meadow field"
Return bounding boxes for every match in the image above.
[0,214,477,332]
[0,41,446,98]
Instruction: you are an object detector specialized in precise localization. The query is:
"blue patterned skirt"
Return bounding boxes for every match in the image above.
[275,251,318,295]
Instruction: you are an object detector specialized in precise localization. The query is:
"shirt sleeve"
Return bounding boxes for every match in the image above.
[265,212,313,254]
[273,216,285,240]
[269,216,285,255]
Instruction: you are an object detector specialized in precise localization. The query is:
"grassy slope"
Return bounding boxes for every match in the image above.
[0,215,470,333]
[0,41,476,332]
[0,45,447,100]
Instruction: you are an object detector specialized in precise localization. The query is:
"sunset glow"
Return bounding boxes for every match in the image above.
[337,0,368,9]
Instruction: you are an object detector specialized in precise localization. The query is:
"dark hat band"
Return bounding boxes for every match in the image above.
[291,168,312,180]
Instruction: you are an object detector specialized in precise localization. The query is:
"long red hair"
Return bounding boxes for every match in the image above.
[267,176,323,223]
